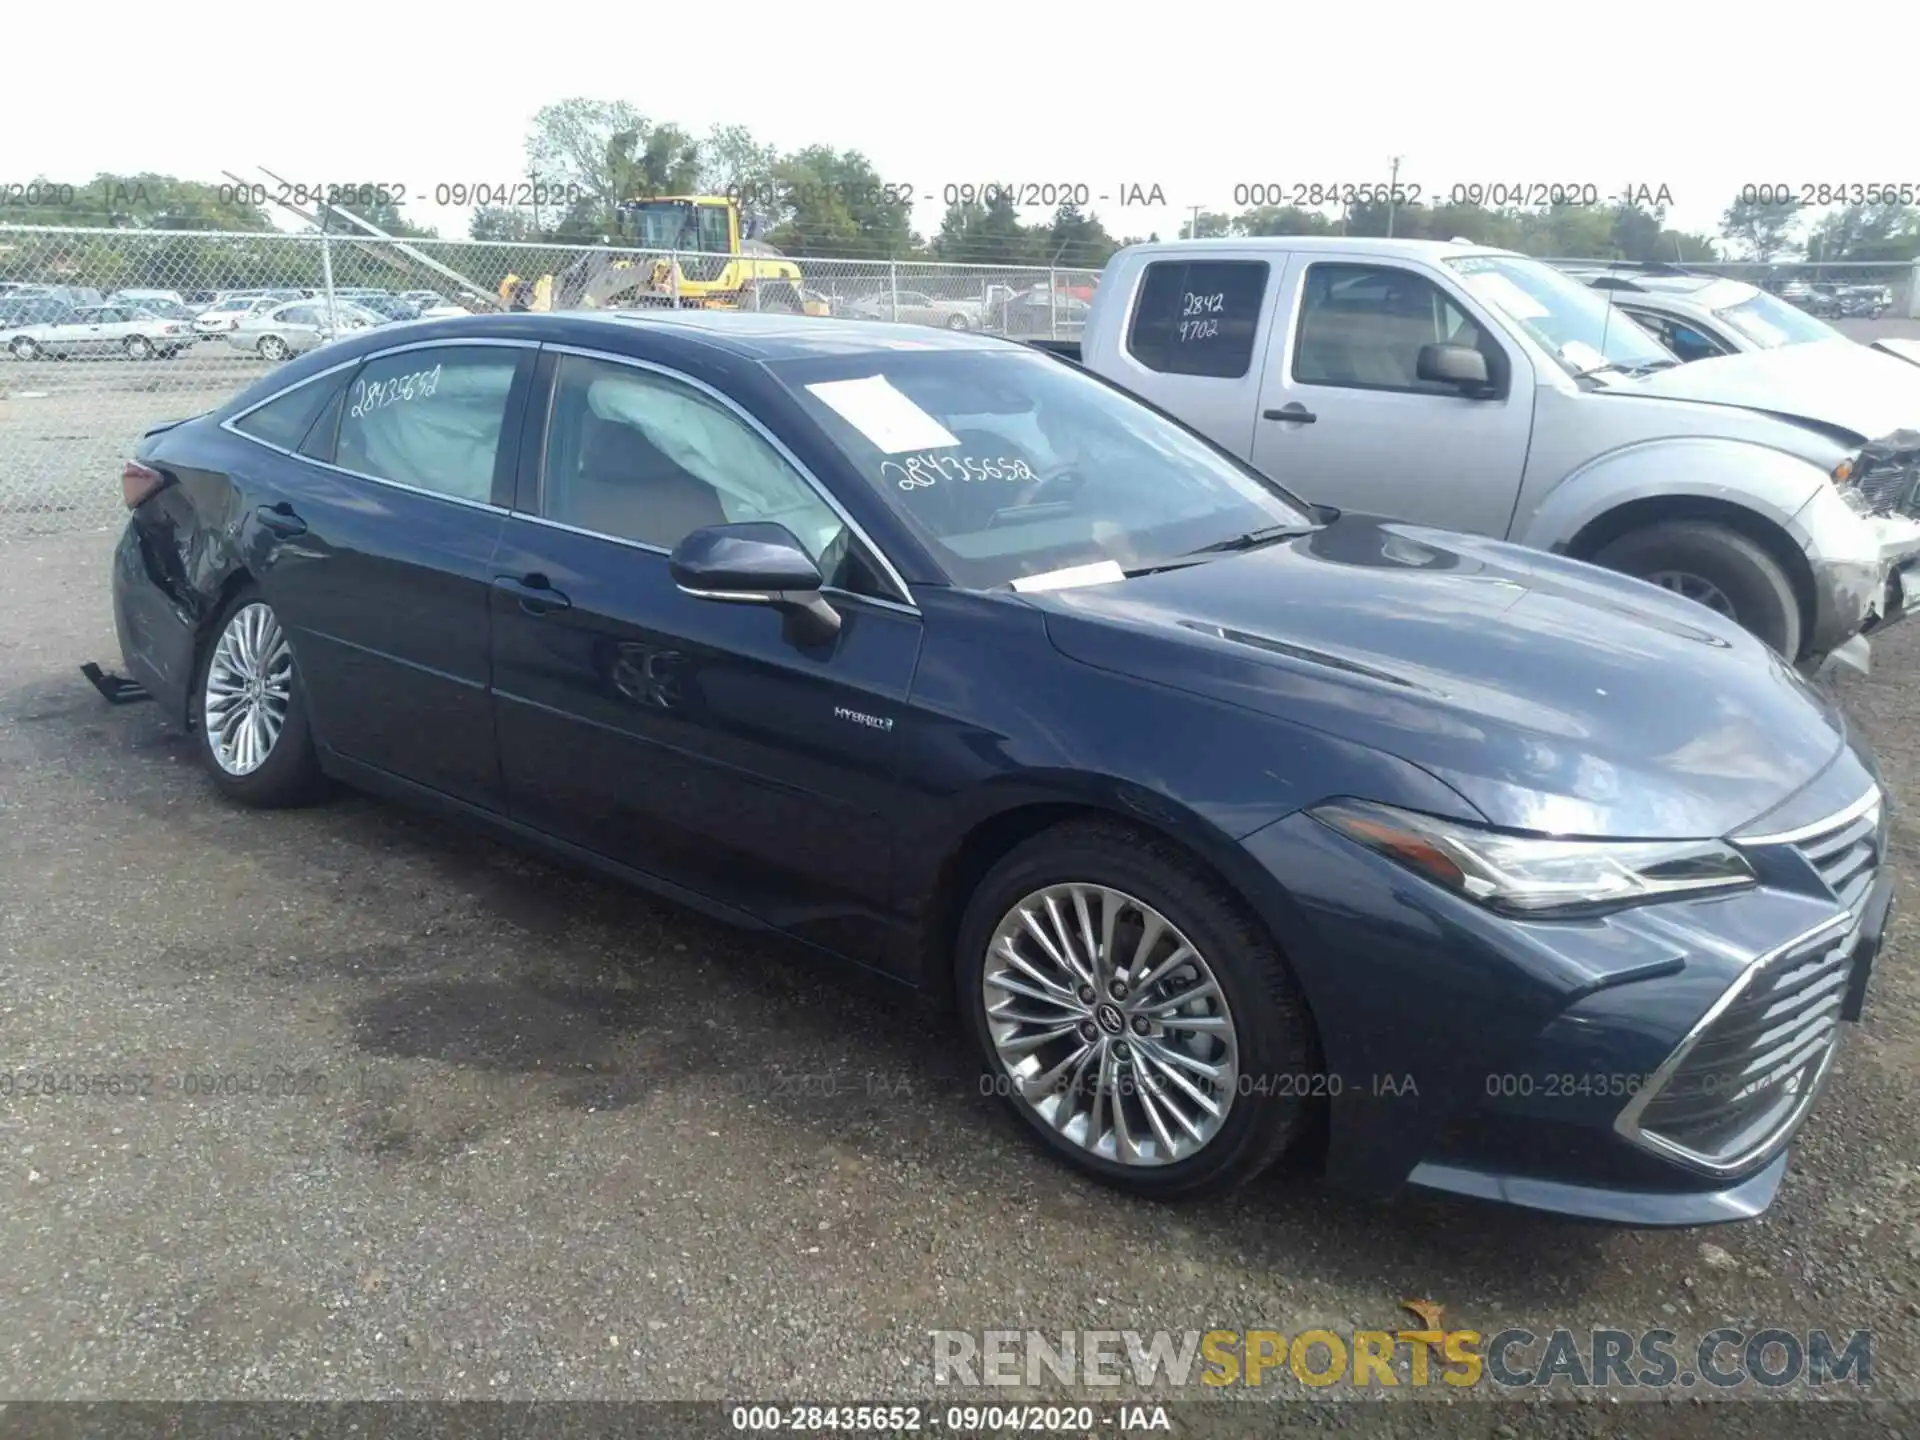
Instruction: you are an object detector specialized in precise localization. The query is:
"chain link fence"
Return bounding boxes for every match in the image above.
[0,224,1101,539]
[5,225,1918,541]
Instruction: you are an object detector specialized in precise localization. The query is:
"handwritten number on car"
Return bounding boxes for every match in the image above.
[883,452,1038,490]
[347,364,442,420]
[1179,291,1224,343]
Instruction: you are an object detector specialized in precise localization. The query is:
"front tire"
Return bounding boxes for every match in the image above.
[957,819,1316,1200]
[1594,520,1803,660]
[192,589,326,807]
[10,337,39,360]
[257,335,289,361]
[124,335,154,360]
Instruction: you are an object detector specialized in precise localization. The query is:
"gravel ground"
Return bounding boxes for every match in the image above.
[1,526,1918,1436]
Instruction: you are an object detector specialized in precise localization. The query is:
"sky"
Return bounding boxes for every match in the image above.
[7,2,1914,252]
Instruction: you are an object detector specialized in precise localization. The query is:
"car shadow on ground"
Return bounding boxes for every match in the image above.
[316,793,1623,1310]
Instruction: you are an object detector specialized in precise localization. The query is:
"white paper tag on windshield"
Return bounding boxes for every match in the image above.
[1558,340,1610,373]
[1010,560,1126,593]
[805,375,960,454]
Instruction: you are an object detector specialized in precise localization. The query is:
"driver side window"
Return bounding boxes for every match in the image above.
[1293,263,1494,395]
[540,355,875,586]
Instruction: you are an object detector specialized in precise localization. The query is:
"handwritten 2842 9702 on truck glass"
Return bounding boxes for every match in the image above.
[1031,235,1920,675]
[96,307,1891,1225]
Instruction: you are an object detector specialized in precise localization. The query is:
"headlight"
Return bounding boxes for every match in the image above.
[1308,800,1757,917]
[1832,453,1857,486]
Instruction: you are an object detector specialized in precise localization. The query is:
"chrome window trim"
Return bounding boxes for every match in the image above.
[1737,784,1883,847]
[1612,912,1856,1177]
[536,342,919,612]
[217,337,537,515]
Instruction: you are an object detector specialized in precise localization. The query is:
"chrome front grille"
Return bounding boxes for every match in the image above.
[1794,795,1885,921]
[1620,921,1857,1172]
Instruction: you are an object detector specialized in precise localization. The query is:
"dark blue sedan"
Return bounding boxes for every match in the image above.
[104,310,1892,1224]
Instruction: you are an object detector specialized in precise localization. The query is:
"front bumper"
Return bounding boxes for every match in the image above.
[1793,478,1920,665]
[1237,757,1886,1225]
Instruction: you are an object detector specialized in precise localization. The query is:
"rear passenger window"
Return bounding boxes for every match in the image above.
[231,371,352,452]
[335,346,521,503]
[1126,260,1268,378]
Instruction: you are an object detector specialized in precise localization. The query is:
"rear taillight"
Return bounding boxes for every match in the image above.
[122,460,165,509]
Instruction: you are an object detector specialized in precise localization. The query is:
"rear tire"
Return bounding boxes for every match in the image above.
[956,818,1317,1200]
[191,587,327,808]
[258,335,289,361]
[10,337,39,360]
[124,335,154,360]
[1594,520,1803,660]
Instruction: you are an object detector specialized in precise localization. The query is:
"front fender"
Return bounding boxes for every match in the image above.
[1514,437,1827,553]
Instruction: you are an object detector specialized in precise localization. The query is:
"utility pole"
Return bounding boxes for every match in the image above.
[1387,156,1403,237]
[529,170,542,236]
[1188,204,1202,240]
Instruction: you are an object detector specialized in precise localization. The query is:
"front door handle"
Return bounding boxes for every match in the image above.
[1262,404,1317,424]
[255,501,307,537]
[494,572,572,616]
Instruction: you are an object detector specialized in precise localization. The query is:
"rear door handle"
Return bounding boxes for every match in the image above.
[255,502,307,537]
[494,572,572,616]
[1262,404,1317,424]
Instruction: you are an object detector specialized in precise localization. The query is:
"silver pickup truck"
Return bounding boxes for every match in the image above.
[1035,236,1920,672]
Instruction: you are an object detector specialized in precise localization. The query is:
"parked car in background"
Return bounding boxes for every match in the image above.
[846,289,982,329]
[344,294,423,323]
[194,295,278,337]
[7,304,196,360]
[118,297,197,323]
[398,290,448,311]
[0,295,75,338]
[996,287,1092,337]
[1563,268,1851,361]
[226,299,381,360]
[110,288,186,311]
[1034,236,1920,674]
[1,284,105,309]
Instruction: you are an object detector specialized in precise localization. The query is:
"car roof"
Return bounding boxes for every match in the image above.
[216,309,1043,422]
[526,308,1029,361]
[1114,235,1520,263]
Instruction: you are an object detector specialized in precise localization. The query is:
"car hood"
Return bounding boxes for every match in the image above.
[1033,518,1847,840]
[1615,339,1920,440]
[1873,338,1920,369]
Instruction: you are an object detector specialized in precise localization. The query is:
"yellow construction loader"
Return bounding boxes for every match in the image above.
[499,196,824,316]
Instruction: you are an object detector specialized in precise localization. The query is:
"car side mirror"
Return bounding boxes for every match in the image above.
[1416,343,1491,393]
[669,521,842,645]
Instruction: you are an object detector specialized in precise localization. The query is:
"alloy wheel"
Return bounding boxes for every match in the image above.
[1644,569,1736,618]
[259,336,288,360]
[203,602,294,777]
[981,883,1239,1166]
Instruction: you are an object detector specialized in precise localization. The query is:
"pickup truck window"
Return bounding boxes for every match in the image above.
[770,348,1314,591]
[1293,263,1494,394]
[1126,260,1268,379]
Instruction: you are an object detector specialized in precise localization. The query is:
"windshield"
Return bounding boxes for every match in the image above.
[768,349,1317,591]
[1713,289,1843,349]
[626,201,695,250]
[1444,254,1674,377]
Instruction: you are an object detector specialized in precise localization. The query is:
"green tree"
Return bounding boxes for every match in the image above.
[1180,210,1233,239]
[700,123,780,201]
[768,146,915,258]
[469,205,542,243]
[1719,195,1802,261]
[1043,202,1117,267]
[525,99,700,220]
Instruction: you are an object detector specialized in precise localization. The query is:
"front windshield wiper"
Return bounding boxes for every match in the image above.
[1179,523,1318,557]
